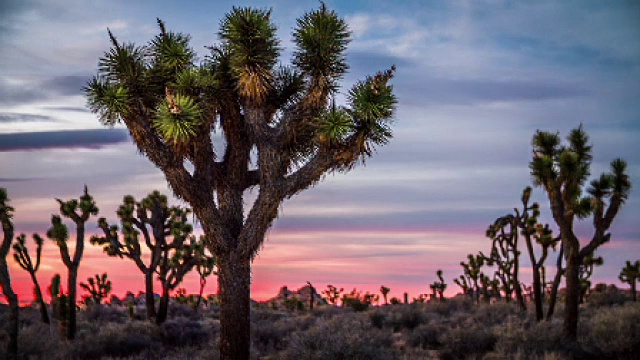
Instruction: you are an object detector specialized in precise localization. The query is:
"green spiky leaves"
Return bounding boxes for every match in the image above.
[293,3,350,88]
[349,67,397,153]
[47,215,69,243]
[154,93,202,145]
[220,7,279,103]
[150,19,195,74]
[317,106,352,145]
[84,79,129,125]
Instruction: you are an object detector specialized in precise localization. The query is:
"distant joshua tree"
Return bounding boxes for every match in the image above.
[0,188,18,357]
[454,254,485,303]
[530,126,631,339]
[619,260,640,301]
[13,233,49,323]
[429,270,447,301]
[486,187,560,320]
[578,252,602,304]
[322,284,344,305]
[80,273,112,305]
[47,186,99,340]
[196,253,216,309]
[85,4,396,356]
[91,191,205,324]
[380,285,390,305]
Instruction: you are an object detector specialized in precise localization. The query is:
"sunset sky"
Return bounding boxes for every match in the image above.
[1,0,639,303]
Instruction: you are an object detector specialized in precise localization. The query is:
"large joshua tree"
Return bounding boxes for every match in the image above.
[530,126,631,340]
[91,191,204,324]
[47,187,99,340]
[0,188,18,357]
[84,5,396,356]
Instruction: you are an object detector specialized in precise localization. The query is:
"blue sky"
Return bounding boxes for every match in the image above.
[0,0,639,300]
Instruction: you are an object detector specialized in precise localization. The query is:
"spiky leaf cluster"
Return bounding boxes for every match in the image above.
[12,233,44,273]
[293,3,350,90]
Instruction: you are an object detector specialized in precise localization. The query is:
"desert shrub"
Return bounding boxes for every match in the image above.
[283,315,398,359]
[385,303,425,331]
[439,324,497,360]
[493,318,567,357]
[369,310,386,329]
[82,304,127,323]
[72,321,161,359]
[168,302,201,320]
[161,317,212,347]
[282,297,305,311]
[470,302,524,326]
[581,302,640,359]
[428,296,473,316]
[17,322,70,359]
[409,323,446,349]
[252,314,311,355]
[311,304,344,318]
[587,287,627,307]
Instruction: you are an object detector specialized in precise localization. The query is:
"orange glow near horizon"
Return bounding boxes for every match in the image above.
[6,228,479,305]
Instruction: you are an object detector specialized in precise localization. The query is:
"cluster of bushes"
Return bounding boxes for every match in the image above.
[1,295,638,359]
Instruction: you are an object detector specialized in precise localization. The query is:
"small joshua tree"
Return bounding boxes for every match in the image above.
[195,251,216,309]
[47,186,99,340]
[429,270,447,301]
[80,273,112,305]
[619,260,639,301]
[91,191,203,324]
[578,253,602,304]
[322,284,343,305]
[483,212,526,309]
[48,273,69,338]
[454,253,485,303]
[513,187,560,321]
[13,233,49,323]
[0,188,18,357]
[380,285,390,305]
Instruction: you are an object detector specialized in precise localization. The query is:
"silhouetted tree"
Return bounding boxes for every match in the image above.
[91,191,203,324]
[429,270,447,301]
[380,285,390,305]
[454,254,485,303]
[13,233,49,323]
[322,284,343,305]
[85,4,396,357]
[195,250,216,309]
[530,126,631,339]
[80,273,112,305]
[578,252,602,304]
[0,188,18,357]
[489,187,560,320]
[47,186,99,340]
[482,218,524,308]
[619,260,639,301]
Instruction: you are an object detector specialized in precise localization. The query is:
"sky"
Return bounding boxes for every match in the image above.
[1,0,639,303]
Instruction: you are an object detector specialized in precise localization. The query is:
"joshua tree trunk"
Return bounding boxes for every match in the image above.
[31,273,49,324]
[513,256,526,310]
[218,254,251,360]
[546,245,564,320]
[532,265,543,321]
[145,271,157,321]
[563,249,580,340]
[156,285,170,325]
[0,264,18,357]
[67,266,78,339]
[632,282,637,302]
